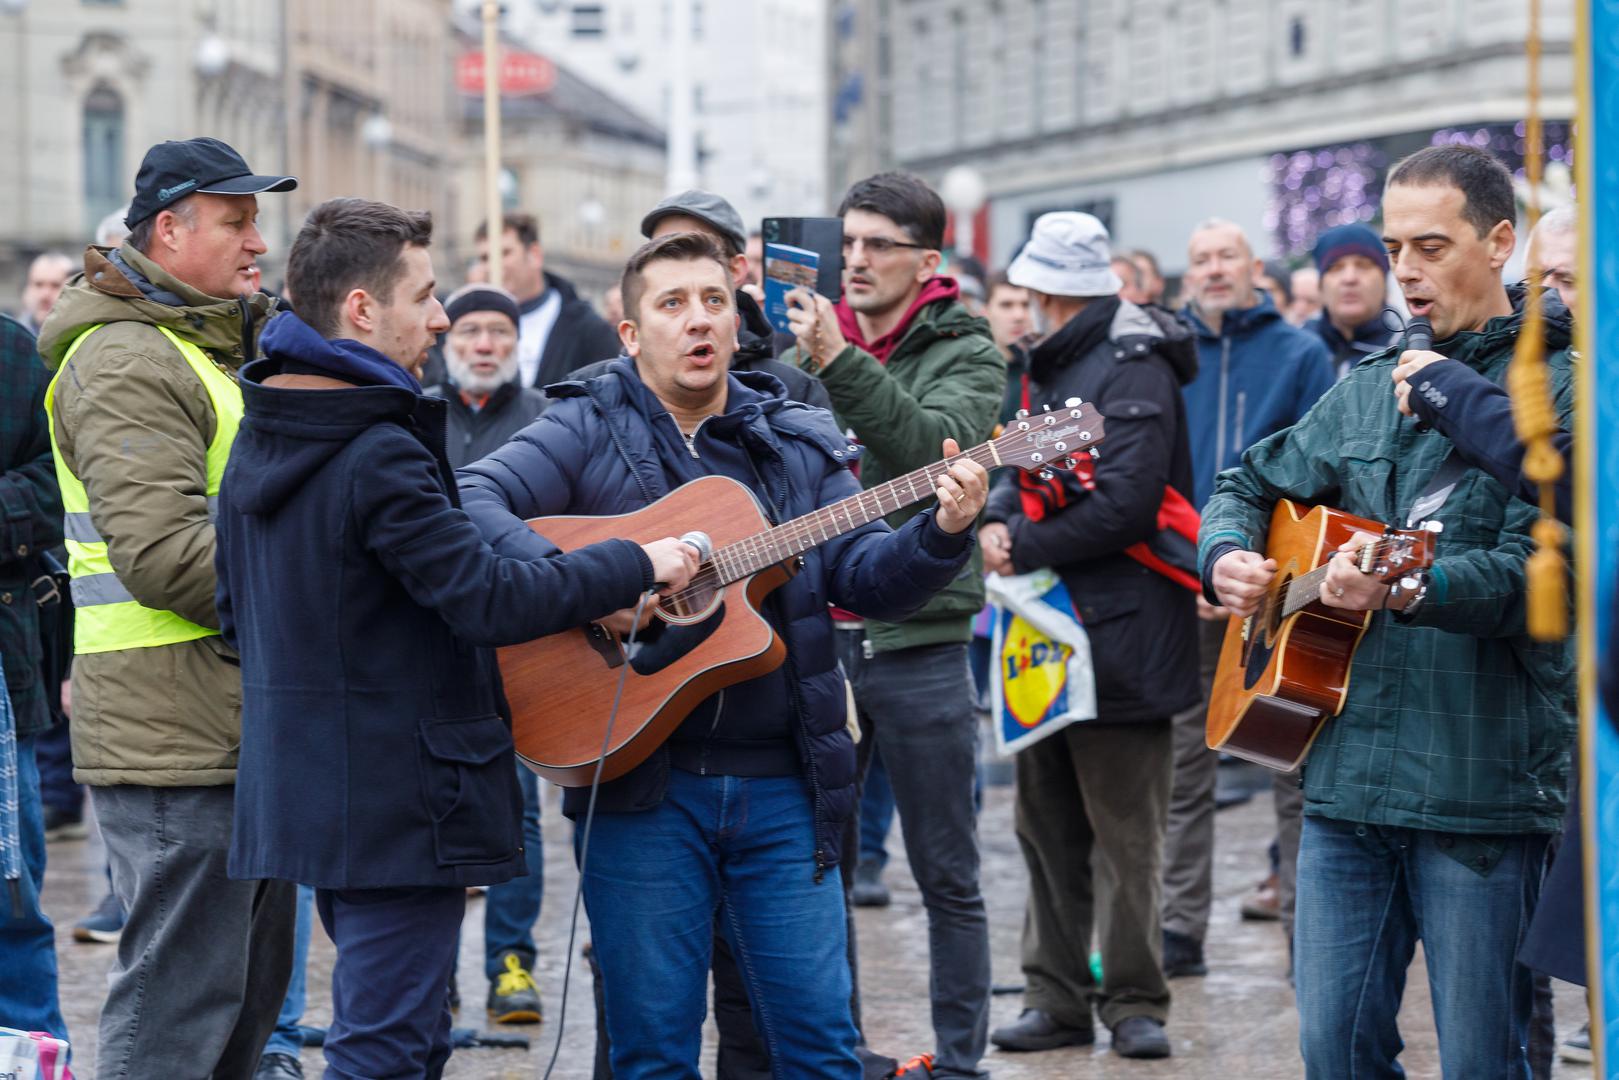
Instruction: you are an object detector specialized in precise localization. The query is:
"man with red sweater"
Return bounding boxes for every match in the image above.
[783,173,1004,1080]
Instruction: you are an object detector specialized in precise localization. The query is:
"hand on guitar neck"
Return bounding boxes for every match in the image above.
[1319,531,1414,613]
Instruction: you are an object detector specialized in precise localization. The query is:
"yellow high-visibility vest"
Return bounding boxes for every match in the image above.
[45,323,243,654]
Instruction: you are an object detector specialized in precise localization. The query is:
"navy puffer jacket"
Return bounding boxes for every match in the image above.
[459,359,974,872]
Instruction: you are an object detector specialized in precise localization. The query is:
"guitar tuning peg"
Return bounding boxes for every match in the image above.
[1014,409,1029,420]
[1038,469,1055,481]
[1042,404,1052,412]
[1061,457,1077,469]
[1065,397,1083,407]
[1088,447,1101,459]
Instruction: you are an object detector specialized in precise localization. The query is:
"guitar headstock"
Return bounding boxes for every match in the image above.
[992,399,1107,476]
[1357,521,1442,584]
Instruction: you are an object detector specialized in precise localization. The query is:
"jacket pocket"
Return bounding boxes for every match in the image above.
[417,714,521,867]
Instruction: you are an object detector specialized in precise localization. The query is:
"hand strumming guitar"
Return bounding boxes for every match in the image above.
[599,538,702,635]
[1210,550,1277,617]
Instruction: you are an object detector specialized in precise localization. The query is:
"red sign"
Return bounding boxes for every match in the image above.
[457,50,557,97]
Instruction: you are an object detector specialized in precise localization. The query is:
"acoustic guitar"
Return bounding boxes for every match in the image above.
[1205,500,1439,771]
[499,401,1106,786]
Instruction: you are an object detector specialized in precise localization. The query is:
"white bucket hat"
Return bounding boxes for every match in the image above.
[1006,212,1122,297]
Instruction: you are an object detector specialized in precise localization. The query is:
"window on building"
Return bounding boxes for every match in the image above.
[692,0,704,40]
[1289,16,1307,56]
[83,85,124,234]
[572,3,606,36]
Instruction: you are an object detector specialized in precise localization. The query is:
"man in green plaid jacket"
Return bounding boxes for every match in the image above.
[1200,145,1574,1079]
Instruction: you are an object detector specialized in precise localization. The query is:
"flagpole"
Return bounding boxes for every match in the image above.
[482,0,503,289]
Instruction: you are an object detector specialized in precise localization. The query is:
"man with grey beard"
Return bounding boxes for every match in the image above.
[427,283,548,470]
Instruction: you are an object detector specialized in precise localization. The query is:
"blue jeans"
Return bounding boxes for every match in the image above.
[1294,815,1547,1080]
[857,749,894,869]
[579,768,860,1080]
[33,721,81,816]
[484,762,543,979]
[0,737,68,1040]
[264,884,316,1058]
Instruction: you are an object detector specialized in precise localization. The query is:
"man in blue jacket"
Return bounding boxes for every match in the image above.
[1162,220,1335,978]
[215,197,700,1080]
[457,231,988,1080]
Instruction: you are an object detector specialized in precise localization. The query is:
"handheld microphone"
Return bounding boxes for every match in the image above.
[1403,316,1433,353]
[678,531,713,562]
[1402,317,1435,431]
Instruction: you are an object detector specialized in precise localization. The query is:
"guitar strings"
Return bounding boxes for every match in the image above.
[659,443,1005,611]
[1277,536,1416,617]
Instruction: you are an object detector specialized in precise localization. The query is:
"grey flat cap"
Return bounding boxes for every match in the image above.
[641,190,747,253]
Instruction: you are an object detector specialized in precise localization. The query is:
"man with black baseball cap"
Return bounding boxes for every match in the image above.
[36,136,299,1079]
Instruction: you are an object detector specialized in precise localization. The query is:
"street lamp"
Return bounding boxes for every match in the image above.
[940,164,987,259]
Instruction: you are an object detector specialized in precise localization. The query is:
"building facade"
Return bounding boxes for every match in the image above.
[459,0,829,235]
[832,0,1574,277]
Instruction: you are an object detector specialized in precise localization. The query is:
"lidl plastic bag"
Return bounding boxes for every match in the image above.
[987,570,1097,755]
[0,1027,72,1080]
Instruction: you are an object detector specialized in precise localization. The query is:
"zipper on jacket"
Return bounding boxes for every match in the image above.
[1233,389,1247,457]
[1214,336,1231,489]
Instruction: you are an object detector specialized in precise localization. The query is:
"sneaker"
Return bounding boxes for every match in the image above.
[851,857,891,908]
[73,891,125,943]
[1110,1016,1170,1059]
[989,1008,1095,1052]
[487,951,542,1024]
[43,807,88,841]
[1560,1023,1593,1064]
[253,1052,303,1079]
[1240,873,1281,921]
[893,1053,933,1076]
[1162,929,1207,978]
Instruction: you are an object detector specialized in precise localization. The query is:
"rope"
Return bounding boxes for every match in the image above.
[1512,0,1568,641]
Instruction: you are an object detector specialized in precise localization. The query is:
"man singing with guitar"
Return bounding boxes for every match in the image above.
[458,232,989,1079]
[1200,145,1574,1079]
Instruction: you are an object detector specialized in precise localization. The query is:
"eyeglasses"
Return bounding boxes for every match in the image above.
[841,235,930,257]
[449,323,517,343]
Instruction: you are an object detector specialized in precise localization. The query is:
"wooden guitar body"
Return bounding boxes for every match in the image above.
[1205,500,1385,771]
[498,475,792,786]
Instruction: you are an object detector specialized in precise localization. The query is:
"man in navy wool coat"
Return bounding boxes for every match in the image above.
[213,197,700,1080]
[456,231,990,1080]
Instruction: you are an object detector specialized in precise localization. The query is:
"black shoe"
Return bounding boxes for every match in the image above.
[43,806,88,841]
[1110,1016,1170,1059]
[989,1008,1095,1052]
[254,1052,304,1080]
[1161,929,1207,978]
[851,857,891,908]
[487,951,543,1024]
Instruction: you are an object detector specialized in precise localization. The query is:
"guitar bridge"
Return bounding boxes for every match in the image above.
[1241,615,1252,643]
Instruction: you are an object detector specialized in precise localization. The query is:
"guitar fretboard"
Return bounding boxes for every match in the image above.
[663,442,1004,612]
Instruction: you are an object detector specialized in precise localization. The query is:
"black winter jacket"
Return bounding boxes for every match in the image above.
[458,359,973,870]
[425,380,550,470]
[984,298,1201,723]
[218,320,653,890]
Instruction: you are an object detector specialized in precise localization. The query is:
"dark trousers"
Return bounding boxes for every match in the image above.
[317,886,466,1080]
[33,719,81,815]
[1015,720,1174,1030]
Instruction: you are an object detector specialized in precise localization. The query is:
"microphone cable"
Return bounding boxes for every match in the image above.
[540,589,652,1080]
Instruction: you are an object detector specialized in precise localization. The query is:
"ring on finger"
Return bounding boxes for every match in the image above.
[1333,586,1345,598]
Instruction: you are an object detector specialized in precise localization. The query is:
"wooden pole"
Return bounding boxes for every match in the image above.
[482,0,503,289]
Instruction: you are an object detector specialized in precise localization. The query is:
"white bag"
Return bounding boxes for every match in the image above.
[986,570,1097,755]
[0,1027,72,1080]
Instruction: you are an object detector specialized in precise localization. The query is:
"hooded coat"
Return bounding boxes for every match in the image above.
[217,313,653,889]
[1181,290,1335,508]
[37,244,278,786]
[457,359,974,871]
[984,297,1202,722]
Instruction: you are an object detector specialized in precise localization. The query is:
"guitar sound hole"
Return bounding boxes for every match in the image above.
[664,579,721,622]
[1241,575,1290,692]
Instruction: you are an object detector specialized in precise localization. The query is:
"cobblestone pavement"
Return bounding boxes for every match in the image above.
[43,771,1589,1079]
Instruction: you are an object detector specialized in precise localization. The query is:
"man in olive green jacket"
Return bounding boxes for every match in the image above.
[37,138,299,1080]
[1202,146,1572,1079]
[785,172,1003,1080]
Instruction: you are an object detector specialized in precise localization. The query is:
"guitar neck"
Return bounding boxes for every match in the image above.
[705,441,1004,586]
